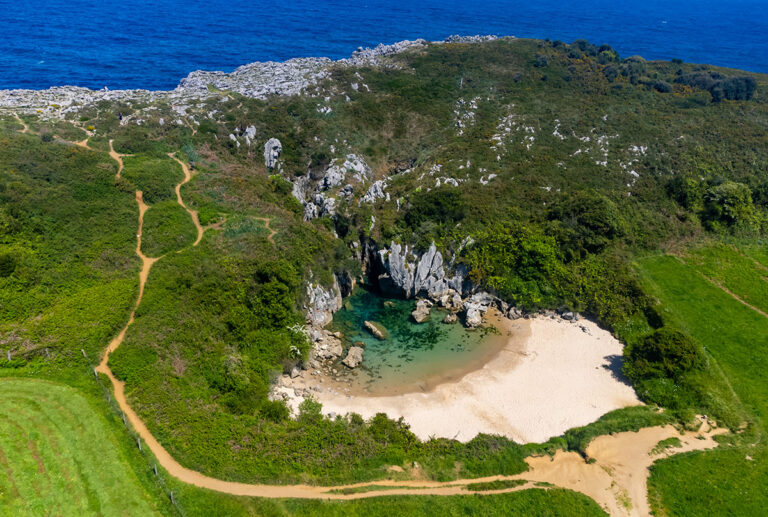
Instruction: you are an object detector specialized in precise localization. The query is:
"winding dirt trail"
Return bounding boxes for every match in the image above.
[256,217,277,243]
[168,153,204,246]
[13,113,29,134]
[96,191,159,377]
[84,146,724,515]
[109,140,130,179]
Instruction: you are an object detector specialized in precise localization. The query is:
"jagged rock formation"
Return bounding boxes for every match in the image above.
[411,300,431,323]
[305,277,342,328]
[291,154,372,221]
[377,242,468,299]
[264,138,282,169]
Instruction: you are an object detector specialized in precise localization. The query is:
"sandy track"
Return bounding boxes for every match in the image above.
[13,113,29,134]
[168,153,204,246]
[109,140,130,179]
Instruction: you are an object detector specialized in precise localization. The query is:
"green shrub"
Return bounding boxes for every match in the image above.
[703,181,757,231]
[624,327,706,381]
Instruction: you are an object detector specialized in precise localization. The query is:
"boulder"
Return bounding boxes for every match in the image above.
[264,138,282,169]
[465,306,484,328]
[342,346,364,368]
[442,312,458,324]
[315,334,343,361]
[289,366,302,378]
[411,300,431,323]
[561,311,575,321]
[364,321,387,340]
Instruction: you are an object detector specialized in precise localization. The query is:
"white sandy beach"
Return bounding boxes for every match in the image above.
[281,315,641,443]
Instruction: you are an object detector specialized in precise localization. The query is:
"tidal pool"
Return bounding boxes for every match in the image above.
[328,286,511,395]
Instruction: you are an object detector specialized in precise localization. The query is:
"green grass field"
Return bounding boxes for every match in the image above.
[0,379,161,516]
[637,249,768,516]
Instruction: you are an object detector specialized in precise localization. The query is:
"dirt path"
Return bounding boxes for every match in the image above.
[74,138,92,150]
[701,275,768,319]
[13,113,30,134]
[109,140,130,179]
[255,217,277,243]
[168,153,204,246]
[95,191,159,387]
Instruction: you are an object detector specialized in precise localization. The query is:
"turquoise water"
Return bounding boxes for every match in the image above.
[330,286,508,395]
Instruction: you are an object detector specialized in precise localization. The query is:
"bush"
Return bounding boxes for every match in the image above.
[404,187,466,229]
[548,191,625,258]
[624,327,706,381]
[463,222,566,309]
[703,181,756,230]
[667,176,704,211]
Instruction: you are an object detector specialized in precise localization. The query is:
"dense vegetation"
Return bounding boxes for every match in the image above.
[1,36,767,515]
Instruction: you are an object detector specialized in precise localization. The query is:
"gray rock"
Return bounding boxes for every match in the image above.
[562,312,575,321]
[411,300,431,323]
[364,321,387,340]
[342,346,364,368]
[377,241,467,299]
[359,180,389,204]
[290,366,301,378]
[264,138,282,169]
[306,278,343,328]
[442,312,458,324]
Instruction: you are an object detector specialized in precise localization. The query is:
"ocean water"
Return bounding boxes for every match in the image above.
[329,287,510,395]
[0,0,766,90]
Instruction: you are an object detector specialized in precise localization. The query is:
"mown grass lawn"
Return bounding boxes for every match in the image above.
[0,379,161,516]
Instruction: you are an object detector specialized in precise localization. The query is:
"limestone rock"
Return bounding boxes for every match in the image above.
[306,278,343,328]
[264,138,282,169]
[411,300,431,323]
[342,346,364,368]
[442,312,458,324]
[364,321,387,340]
[377,241,468,299]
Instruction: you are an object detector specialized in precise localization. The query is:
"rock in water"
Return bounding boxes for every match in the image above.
[442,312,458,324]
[264,138,282,169]
[364,321,387,340]
[342,346,364,368]
[411,300,431,323]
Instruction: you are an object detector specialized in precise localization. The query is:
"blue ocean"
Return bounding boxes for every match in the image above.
[1,0,766,90]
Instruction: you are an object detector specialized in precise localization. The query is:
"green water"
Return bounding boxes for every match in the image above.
[329,286,506,395]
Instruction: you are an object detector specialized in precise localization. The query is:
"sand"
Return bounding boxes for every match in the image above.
[282,315,641,443]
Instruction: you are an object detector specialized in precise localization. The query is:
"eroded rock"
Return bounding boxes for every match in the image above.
[342,346,364,368]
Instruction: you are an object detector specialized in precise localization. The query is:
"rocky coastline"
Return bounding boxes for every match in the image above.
[0,35,503,120]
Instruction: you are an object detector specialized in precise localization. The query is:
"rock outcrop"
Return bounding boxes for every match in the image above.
[264,138,282,169]
[305,277,343,328]
[377,242,468,299]
[411,300,431,323]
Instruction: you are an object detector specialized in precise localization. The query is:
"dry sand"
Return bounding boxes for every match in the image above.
[282,316,641,443]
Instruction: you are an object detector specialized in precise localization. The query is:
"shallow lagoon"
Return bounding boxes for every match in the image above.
[329,286,509,395]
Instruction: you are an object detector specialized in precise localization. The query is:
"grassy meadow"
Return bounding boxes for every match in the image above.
[638,247,768,516]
